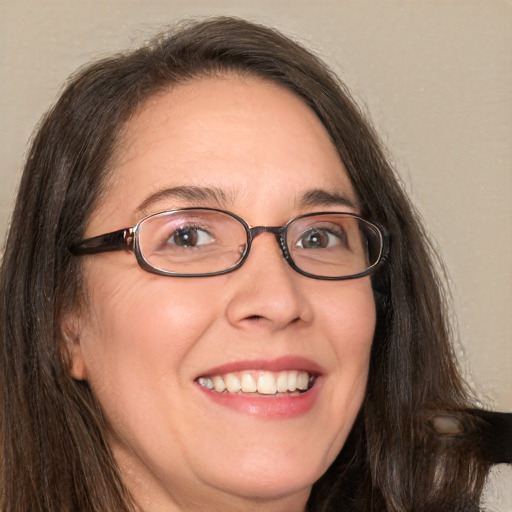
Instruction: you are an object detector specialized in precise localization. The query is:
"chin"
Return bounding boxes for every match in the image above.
[212,473,316,503]
[201,449,332,502]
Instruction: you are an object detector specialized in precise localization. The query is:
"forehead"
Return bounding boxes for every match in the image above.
[91,75,357,230]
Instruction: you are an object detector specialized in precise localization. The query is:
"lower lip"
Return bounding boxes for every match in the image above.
[196,379,322,418]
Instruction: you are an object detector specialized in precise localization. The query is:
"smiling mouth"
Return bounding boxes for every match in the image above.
[196,370,317,396]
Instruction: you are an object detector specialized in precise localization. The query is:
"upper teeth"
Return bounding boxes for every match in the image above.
[197,370,312,395]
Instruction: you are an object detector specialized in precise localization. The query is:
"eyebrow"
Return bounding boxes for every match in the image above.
[297,189,357,210]
[135,185,357,216]
[135,185,230,215]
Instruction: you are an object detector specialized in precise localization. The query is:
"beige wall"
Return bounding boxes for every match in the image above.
[1,0,511,506]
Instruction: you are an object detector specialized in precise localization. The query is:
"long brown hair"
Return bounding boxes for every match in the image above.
[0,17,490,511]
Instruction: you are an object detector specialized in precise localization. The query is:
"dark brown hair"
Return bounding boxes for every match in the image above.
[0,17,491,511]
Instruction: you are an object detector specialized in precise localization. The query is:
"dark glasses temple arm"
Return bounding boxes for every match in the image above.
[69,228,133,255]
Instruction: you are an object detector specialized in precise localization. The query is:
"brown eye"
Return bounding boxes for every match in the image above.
[170,227,213,247]
[299,229,329,249]
[297,228,345,249]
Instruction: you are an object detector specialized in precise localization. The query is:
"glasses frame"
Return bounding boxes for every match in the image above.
[70,207,389,280]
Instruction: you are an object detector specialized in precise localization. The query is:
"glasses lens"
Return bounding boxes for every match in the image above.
[137,209,248,275]
[287,214,383,278]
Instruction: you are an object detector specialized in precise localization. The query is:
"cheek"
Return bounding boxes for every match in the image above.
[332,284,375,399]
[321,278,376,351]
[318,280,375,426]
[78,265,220,396]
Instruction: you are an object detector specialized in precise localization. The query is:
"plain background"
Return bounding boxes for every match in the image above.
[1,1,511,508]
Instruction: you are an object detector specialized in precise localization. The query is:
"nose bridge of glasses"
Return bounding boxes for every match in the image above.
[249,225,283,237]
[248,225,289,255]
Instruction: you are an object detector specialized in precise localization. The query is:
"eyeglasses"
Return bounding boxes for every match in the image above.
[70,208,388,280]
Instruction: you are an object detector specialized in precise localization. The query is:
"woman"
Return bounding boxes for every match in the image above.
[0,17,497,511]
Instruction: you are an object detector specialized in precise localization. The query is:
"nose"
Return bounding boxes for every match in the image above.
[225,232,313,331]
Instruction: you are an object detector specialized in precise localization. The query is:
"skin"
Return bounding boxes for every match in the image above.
[65,75,376,512]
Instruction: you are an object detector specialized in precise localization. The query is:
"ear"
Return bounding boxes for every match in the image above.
[61,312,88,380]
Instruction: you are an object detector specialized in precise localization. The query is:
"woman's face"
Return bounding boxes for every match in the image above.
[67,76,376,511]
